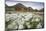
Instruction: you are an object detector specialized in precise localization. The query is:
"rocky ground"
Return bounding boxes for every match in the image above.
[5,12,44,31]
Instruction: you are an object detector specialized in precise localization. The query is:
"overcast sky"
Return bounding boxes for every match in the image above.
[6,0,44,10]
[5,0,44,2]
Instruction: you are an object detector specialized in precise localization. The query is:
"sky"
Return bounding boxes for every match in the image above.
[6,0,44,2]
[5,0,44,10]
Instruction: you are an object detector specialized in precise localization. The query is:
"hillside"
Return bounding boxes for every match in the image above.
[5,3,44,14]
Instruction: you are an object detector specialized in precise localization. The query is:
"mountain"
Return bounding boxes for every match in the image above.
[14,3,27,12]
[5,4,15,14]
[5,3,44,14]
[39,8,44,12]
[15,3,26,8]
[5,3,34,13]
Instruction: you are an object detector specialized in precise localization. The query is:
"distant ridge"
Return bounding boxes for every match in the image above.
[5,3,44,14]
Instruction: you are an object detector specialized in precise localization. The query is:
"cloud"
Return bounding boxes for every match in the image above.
[6,0,44,2]
[6,0,44,10]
